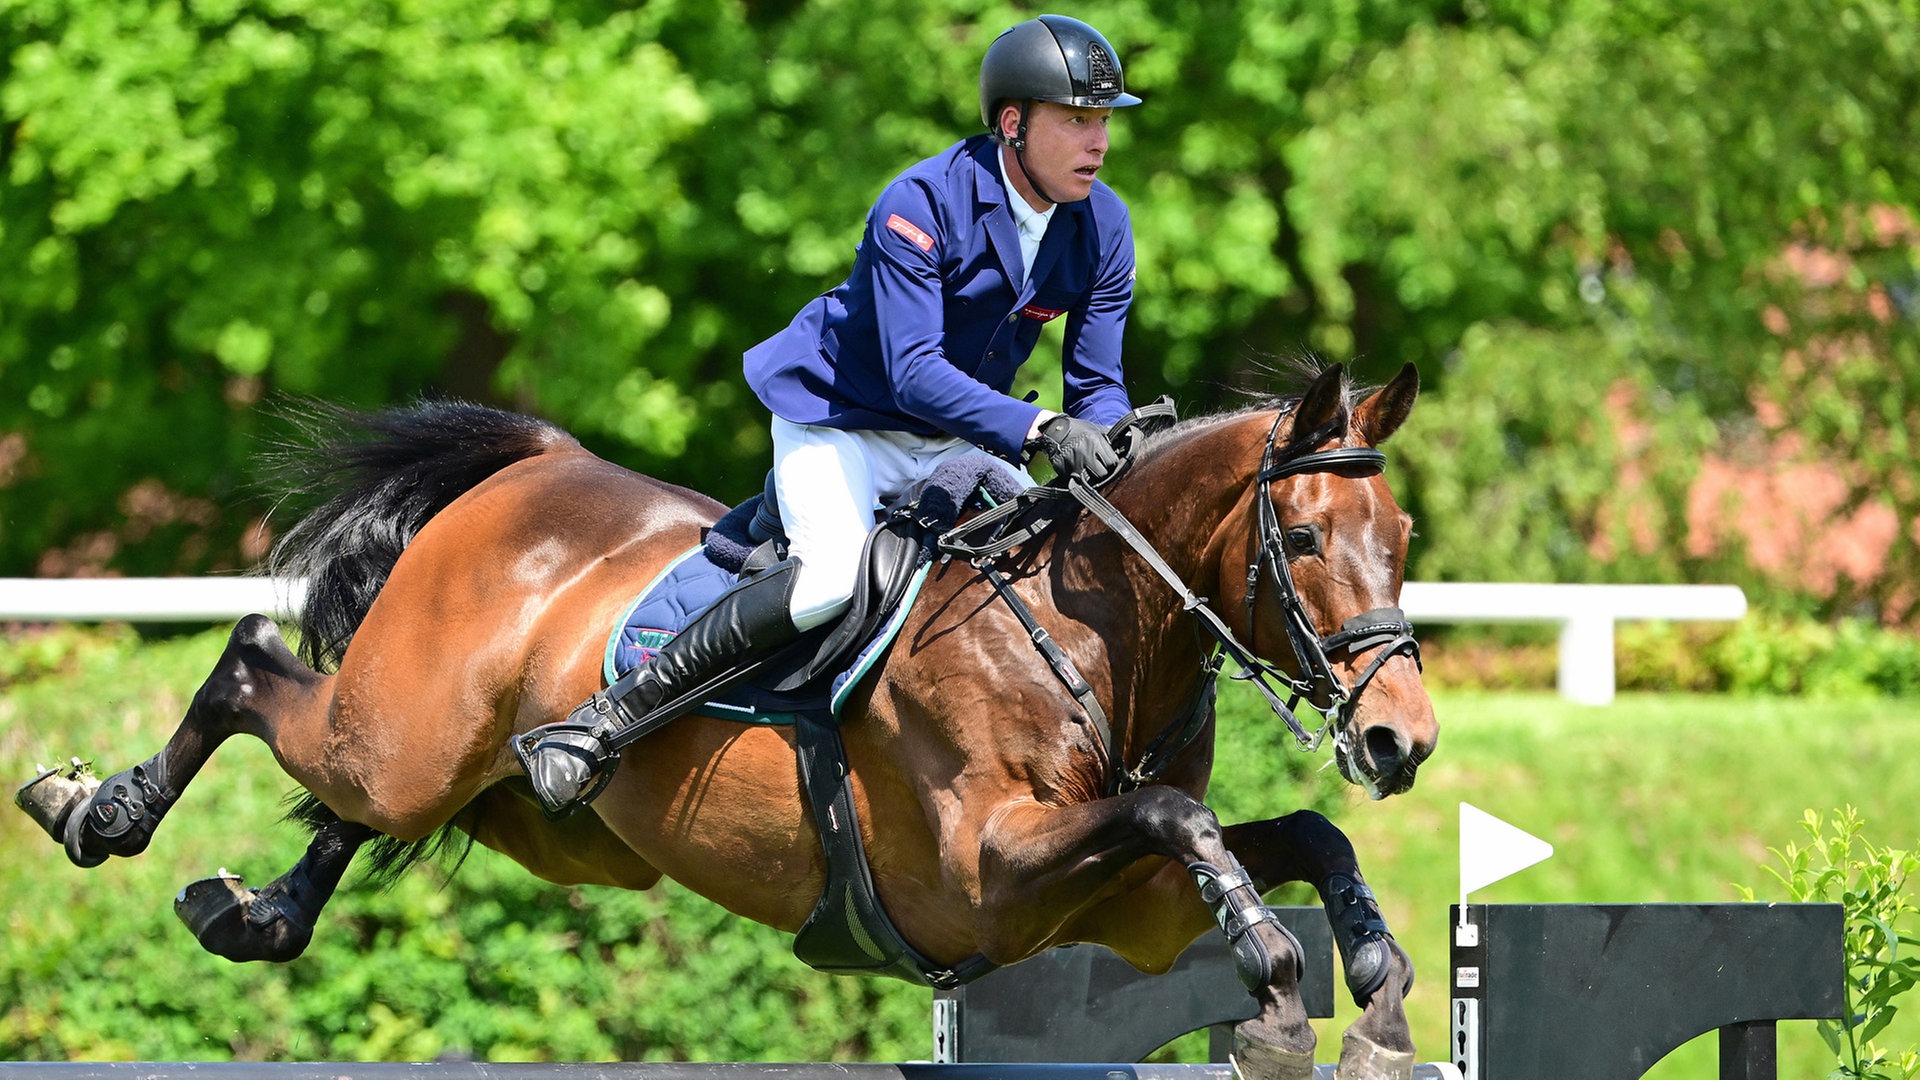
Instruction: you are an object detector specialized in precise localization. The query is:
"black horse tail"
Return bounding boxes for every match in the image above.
[266,398,578,672]
[264,399,577,885]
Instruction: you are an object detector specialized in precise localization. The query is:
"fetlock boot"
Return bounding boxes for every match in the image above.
[517,558,803,817]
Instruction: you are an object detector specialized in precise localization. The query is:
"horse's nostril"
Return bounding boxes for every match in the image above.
[1362,726,1406,778]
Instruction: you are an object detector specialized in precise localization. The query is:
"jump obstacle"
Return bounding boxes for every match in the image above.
[0,903,1836,1080]
[1449,903,1843,1080]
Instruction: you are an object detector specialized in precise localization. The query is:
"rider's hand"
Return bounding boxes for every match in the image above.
[1028,414,1120,483]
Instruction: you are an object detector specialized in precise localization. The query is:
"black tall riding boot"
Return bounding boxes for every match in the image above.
[517,558,804,817]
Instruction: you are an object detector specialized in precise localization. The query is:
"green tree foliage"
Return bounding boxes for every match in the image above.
[2,0,1917,616]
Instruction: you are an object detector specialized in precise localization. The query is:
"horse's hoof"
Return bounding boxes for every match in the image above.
[14,760,99,846]
[175,872,312,963]
[1231,1033,1316,1080]
[60,786,110,868]
[1334,1029,1416,1080]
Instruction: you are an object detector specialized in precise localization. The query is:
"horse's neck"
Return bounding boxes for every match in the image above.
[1075,413,1266,715]
[1105,412,1266,602]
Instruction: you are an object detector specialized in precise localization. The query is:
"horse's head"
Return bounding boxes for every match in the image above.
[1233,361,1436,799]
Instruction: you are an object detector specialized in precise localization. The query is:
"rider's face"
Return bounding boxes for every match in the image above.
[1000,101,1113,210]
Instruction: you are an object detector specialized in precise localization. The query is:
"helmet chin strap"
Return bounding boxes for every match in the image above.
[998,102,1063,209]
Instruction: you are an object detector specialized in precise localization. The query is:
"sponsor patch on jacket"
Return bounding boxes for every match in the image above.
[885,213,935,252]
[1021,303,1067,323]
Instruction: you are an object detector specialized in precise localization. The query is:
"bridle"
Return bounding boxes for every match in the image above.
[939,399,1422,791]
[1241,411,1422,753]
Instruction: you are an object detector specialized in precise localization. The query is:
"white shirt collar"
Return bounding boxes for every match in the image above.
[998,148,1055,282]
[997,148,1055,243]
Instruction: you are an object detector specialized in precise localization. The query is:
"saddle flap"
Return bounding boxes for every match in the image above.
[768,521,926,693]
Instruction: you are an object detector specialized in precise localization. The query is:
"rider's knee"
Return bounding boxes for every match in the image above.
[789,554,858,631]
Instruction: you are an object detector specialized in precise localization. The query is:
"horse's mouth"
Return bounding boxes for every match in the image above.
[1334,726,1421,801]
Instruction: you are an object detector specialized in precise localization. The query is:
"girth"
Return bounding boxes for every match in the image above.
[790,710,996,989]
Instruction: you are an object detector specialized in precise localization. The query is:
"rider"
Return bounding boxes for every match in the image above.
[521,14,1144,816]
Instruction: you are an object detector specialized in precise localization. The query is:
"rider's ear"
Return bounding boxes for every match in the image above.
[1288,363,1351,449]
[1355,363,1420,446]
[997,103,1022,142]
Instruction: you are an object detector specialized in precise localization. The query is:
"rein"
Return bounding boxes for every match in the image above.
[939,399,1421,793]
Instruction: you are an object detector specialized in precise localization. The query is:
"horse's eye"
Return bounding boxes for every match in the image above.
[1285,527,1319,556]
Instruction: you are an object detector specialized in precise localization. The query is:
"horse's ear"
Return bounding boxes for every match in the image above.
[1355,362,1419,446]
[1288,362,1350,448]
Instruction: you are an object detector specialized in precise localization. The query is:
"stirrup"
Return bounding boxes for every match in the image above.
[514,693,625,820]
[514,724,619,820]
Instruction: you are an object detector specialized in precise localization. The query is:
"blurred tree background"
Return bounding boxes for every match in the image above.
[2,0,1917,622]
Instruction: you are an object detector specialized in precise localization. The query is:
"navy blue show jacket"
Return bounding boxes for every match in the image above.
[744,135,1135,461]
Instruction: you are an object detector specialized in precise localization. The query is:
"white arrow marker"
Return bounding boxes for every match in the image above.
[1459,802,1553,919]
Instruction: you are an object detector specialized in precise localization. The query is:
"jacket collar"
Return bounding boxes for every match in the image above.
[967,136,1084,298]
[969,138,1025,289]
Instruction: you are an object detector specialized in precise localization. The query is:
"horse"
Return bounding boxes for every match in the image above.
[16,360,1436,1080]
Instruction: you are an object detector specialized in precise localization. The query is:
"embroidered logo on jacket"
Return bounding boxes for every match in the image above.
[885,213,935,252]
[1020,303,1067,323]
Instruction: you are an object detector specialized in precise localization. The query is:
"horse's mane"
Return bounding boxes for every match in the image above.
[1137,355,1372,463]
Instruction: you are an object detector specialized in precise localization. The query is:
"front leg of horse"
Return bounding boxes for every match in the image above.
[1228,810,1416,1080]
[976,787,1317,1080]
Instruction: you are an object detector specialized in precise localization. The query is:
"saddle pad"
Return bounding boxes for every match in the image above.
[602,545,931,723]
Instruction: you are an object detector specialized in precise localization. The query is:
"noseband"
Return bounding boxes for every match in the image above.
[1244,417,1422,751]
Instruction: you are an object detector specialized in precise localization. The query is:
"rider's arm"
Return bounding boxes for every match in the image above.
[868,182,1043,460]
[1059,198,1135,428]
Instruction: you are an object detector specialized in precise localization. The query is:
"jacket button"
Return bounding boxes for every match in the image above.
[1007,313,1018,323]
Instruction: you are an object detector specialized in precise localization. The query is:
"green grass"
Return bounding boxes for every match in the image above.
[3,624,1918,1074]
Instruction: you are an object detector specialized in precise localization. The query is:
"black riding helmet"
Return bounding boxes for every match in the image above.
[978,14,1142,147]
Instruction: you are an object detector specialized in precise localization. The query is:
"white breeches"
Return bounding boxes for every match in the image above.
[770,417,1034,630]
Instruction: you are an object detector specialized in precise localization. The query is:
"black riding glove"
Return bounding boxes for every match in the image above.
[1028,414,1120,483]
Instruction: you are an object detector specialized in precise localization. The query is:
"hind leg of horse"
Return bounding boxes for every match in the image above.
[175,806,376,962]
[15,614,327,869]
[975,786,1318,1079]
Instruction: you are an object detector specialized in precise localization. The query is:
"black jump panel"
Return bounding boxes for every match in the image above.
[1450,903,1843,1080]
[937,906,1334,1064]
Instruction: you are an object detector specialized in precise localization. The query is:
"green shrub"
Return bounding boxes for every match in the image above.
[1618,615,1920,697]
[1739,808,1920,1080]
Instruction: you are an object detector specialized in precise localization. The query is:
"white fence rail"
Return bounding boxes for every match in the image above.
[1400,582,1747,705]
[1,578,1745,706]
[0,577,307,623]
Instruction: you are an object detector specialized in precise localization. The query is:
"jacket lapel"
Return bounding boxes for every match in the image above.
[1023,204,1080,301]
[970,141,1026,289]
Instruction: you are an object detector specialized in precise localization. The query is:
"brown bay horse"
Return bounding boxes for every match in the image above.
[16,361,1436,1079]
